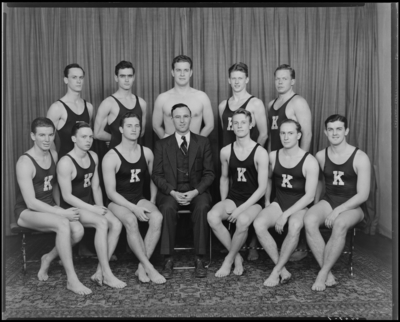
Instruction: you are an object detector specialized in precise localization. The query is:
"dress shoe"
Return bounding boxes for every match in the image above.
[161,259,174,279]
[194,258,207,278]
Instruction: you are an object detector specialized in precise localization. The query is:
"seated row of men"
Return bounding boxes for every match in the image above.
[15,107,371,296]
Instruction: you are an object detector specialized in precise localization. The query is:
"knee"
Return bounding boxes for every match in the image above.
[253,217,267,235]
[304,212,319,231]
[288,219,303,236]
[207,209,221,227]
[95,217,109,231]
[124,215,139,232]
[109,216,123,233]
[71,223,84,241]
[56,218,71,234]
[332,219,349,236]
[236,215,251,232]
[150,212,163,230]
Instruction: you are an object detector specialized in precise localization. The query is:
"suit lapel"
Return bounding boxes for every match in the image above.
[188,132,199,174]
[166,135,177,179]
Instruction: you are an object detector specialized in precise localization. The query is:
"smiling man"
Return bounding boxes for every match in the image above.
[152,103,215,279]
[152,55,214,138]
[254,119,319,287]
[304,114,370,291]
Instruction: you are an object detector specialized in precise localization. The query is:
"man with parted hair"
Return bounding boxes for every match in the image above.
[152,103,215,279]
[102,112,166,284]
[208,108,269,278]
[57,121,126,289]
[14,117,91,295]
[267,64,313,262]
[218,62,268,261]
[152,55,214,138]
[94,60,147,149]
[254,119,319,287]
[304,114,370,291]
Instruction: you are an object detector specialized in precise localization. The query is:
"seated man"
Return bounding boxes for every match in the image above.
[254,119,319,287]
[208,108,268,278]
[14,117,91,295]
[304,114,371,291]
[102,112,166,284]
[152,103,215,279]
[57,122,126,289]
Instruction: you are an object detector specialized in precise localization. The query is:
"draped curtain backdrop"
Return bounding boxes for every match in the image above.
[4,5,379,235]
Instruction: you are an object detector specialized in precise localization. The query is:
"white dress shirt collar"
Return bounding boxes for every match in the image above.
[175,131,190,149]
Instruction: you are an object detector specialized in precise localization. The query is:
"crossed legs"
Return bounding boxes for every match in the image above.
[304,200,363,291]
[108,201,166,284]
[208,200,262,277]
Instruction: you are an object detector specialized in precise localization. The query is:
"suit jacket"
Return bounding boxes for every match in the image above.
[152,132,215,195]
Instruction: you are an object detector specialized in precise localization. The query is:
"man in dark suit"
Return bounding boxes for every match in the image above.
[152,103,215,279]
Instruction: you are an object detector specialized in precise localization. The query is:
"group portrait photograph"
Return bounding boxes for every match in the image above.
[1,2,398,320]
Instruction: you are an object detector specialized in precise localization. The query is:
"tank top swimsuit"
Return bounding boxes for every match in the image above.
[60,152,96,208]
[57,100,90,159]
[221,96,259,147]
[273,149,309,212]
[113,145,147,205]
[14,152,57,221]
[268,94,297,152]
[227,143,264,207]
[108,95,142,150]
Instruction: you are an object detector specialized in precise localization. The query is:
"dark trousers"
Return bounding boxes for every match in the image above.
[156,191,212,256]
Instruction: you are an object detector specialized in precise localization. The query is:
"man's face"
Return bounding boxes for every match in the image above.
[120,117,141,141]
[172,106,191,134]
[31,126,55,151]
[115,68,135,90]
[275,69,295,95]
[324,121,349,145]
[280,122,301,149]
[228,71,248,93]
[232,113,252,138]
[171,62,192,86]
[64,68,84,92]
[72,127,93,152]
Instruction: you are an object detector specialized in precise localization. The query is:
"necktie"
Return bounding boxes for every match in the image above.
[180,136,188,155]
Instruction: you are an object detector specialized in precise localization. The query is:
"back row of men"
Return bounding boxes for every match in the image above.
[14,56,370,296]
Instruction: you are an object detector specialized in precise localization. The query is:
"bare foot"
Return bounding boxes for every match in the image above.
[215,258,233,277]
[90,271,103,286]
[67,280,92,295]
[247,248,259,261]
[103,274,127,289]
[325,272,337,287]
[135,263,150,283]
[233,254,244,276]
[110,254,118,262]
[264,270,280,287]
[279,267,292,284]
[312,271,327,291]
[289,250,307,262]
[145,265,166,284]
[38,254,51,281]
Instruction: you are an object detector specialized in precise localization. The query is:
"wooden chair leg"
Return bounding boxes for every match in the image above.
[22,233,27,275]
[349,227,356,277]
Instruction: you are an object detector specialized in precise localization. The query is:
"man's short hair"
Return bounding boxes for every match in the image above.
[324,114,348,129]
[171,55,193,70]
[171,103,191,117]
[274,64,295,79]
[232,108,252,125]
[31,117,55,134]
[115,61,136,76]
[228,62,249,77]
[64,63,85,78]
[71,121,91,137]
[280,119,302,133]
[119,111,142,128]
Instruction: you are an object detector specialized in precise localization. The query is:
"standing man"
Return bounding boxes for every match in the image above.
[304,114,370,291]
[152,55,214,138]
[254,119,319,287]
[15,117,91,295]
[57,122,126,289]
[102,112,166,284]
[94,60,147,149]
[207,109,268,278]
[47,64,94,158]
[267,64,312,261]
[152,103,215,279]
[218,62,268,261]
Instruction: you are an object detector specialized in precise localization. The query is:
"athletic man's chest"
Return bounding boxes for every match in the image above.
[61,101,85,117]
[111,96,138,113]
[164,98,203,117]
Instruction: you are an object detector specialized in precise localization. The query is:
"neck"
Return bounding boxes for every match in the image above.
[235,135,252,148]
[330,140,348,154]
[176,130,190,136]
[232,90,249,101]
[65,89,81,102]
[173,83,191,93]
[120,137,138,151]
[115,87,132,97]
[32,145,50,158]
[278,88,295,100]
[282,144,300,157]
[73,146,88,159]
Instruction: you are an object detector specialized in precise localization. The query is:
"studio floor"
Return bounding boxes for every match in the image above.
[3,229,394,319]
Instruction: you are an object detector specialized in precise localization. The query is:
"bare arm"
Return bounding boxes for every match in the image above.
[93,99,112,142]
[219,147,230,201]
[90,152,104,207]
[267,101,273,153]
[152,94,166,139]
[252,99,268,146]
[46,102,62,151]
[144,147,157,204]
[87,102,94,126]
[139,98,147,137]
[265,152,275,206]
[314,150,326,203]
[199,93,214,137]
[293,98,312,152]
[218,101,226,129]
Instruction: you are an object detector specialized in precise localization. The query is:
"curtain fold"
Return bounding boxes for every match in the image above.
[4,5,379,235]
